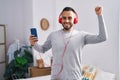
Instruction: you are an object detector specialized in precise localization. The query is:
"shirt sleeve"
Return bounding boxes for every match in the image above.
[33,33,52,53]
[84,15,108,45]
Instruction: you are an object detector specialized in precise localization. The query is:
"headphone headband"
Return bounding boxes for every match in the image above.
[58,7,78,24]
[58,12,78,24]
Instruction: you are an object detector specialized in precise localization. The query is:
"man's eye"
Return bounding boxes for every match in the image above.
[62,17,72,20]
[68,17,72,20]
[63,17,66,20]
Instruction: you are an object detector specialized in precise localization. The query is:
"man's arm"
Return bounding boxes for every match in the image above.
[29,34,52,53]
[84,6,108,44]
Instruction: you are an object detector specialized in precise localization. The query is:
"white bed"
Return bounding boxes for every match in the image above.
[17,68,115,80]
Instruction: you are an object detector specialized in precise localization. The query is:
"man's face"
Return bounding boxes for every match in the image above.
[61,11,75,31]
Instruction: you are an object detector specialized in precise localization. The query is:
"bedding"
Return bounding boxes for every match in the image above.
[82,65,97,80]
[94,68,115,80]
[17,68,115,80]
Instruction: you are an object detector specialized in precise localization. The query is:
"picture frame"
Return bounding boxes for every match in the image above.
[0,24,6,63]
[0,45,5,63]
[40,18,49,31]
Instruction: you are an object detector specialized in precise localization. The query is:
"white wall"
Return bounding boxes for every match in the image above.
[0,0,25,48]
[0,0,25,80]
[31,0,119,79]
[0,0,33,48]
[0,0,119,80]
[22,0,33,45]
[119,5,120,79]
[55,0,119,80]
[31,0,55,66]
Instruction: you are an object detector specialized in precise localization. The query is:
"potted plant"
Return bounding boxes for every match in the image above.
[4,46,33,80]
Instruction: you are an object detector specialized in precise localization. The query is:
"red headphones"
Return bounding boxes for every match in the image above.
[58,12,78,24]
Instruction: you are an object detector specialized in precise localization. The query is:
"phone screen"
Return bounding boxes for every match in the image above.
[30,28,38,38]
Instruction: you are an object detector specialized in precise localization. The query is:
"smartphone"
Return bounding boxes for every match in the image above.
[30,28,38,38]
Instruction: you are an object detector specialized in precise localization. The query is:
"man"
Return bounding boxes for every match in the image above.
[29,6,107,80]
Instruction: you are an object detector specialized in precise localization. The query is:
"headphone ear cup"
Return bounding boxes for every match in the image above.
[74,18,78,24]
[59,18,62,24]
[59,17,78,24]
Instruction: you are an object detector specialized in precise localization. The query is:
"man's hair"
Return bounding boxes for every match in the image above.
[59,7,78,24]
[62,7,76,14]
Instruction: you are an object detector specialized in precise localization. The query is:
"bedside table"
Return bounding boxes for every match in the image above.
[29,66,51,77]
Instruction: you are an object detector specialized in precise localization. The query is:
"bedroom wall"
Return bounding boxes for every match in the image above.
[32,0,119,79]
[0,0,25,48]
[0,0,25,80]
[0,0,34,80]
[0,0,119,80]
[30,0,55,66]
[55,0,119,80]
[0,0,33,49]
[119,6,120,79]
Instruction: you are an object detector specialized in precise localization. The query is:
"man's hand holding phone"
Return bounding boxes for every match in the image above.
[29,28,38,46]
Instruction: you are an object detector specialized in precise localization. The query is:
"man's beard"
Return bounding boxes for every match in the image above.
[62,24,73,31]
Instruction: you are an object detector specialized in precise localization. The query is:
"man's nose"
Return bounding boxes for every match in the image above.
[65,18,69,22]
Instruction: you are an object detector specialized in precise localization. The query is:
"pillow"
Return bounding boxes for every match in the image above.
[82,65,97,80]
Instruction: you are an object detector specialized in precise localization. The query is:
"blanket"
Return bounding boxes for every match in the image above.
[82,65,97,80]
